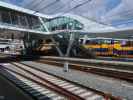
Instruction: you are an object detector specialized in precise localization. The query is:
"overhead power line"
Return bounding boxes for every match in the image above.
[48,0,75,14]
[112,19,133,26]
[24,0,133,27]
[31,0,46,9]
[103,8,133,22]
[109,8,133,17]
[103,9,133,26]
[33,0,114,27]
[78,14,113,27]
[35,0,60,12]
[24,0,37,8]
[48,0,114,27]
[60,0,92,16]
[57,0,117,27]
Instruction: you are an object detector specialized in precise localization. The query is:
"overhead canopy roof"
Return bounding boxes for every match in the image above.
[2,0,133,28]
[0,45,9,48]
[0,1,115,32]
[0,0,120,25]
[0,0,133,39]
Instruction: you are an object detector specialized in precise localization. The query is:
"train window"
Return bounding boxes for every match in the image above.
[105,40,111,44]
[45,39,52,43]
[85,40,91,44]
[79,39,83,44]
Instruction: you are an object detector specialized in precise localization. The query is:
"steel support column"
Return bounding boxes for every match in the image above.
[38,17,49,32]
[38,16,64,57]
[50,37,64,57]
[65,33,75,57]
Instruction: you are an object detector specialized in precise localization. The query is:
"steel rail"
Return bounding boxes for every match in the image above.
[11,63,84,100]
[2,63,84,100]
[18,62,122,100]
[37,59,133,83]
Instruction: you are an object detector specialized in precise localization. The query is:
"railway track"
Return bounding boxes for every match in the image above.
[37,59,133,83]
[0,68,65,100]
[0,62,121,100]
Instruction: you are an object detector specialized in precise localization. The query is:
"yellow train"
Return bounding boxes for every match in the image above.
[33,39,58,55]
[80,38,133,58]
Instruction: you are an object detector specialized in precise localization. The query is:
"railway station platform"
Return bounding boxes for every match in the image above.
[41,56,133,70]
[22,61,133,100]
[0,72,33,100]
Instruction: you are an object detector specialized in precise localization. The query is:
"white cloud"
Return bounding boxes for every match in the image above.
[101,0,133,24]
[2,0,107,19]
[3,0,133,27]
[13,0,107,19]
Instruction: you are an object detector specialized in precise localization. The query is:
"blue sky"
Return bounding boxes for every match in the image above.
[13,0,23,4]
[2,0,23,5]
[102,0,133,27]
[2,0,133,27]
[105,0,121,12]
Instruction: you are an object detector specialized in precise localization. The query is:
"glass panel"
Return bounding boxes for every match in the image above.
[11,12,19,25]
[1,11,11,24]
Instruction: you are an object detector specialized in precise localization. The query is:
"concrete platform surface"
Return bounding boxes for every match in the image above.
[41,56,133,67]
[0,74,33,100]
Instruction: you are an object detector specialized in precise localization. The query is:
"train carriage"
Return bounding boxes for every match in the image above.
[80,38,133,58]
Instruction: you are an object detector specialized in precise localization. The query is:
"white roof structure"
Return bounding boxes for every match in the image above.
[0,1,133,39]
[0,1,52,18]
[0,45,9,48]
[61,14,115,31]
[0,1,116,32]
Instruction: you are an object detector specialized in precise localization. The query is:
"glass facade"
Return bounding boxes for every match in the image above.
[0,7,83,33]
[43,17,84,31]
[0,7,46,32]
